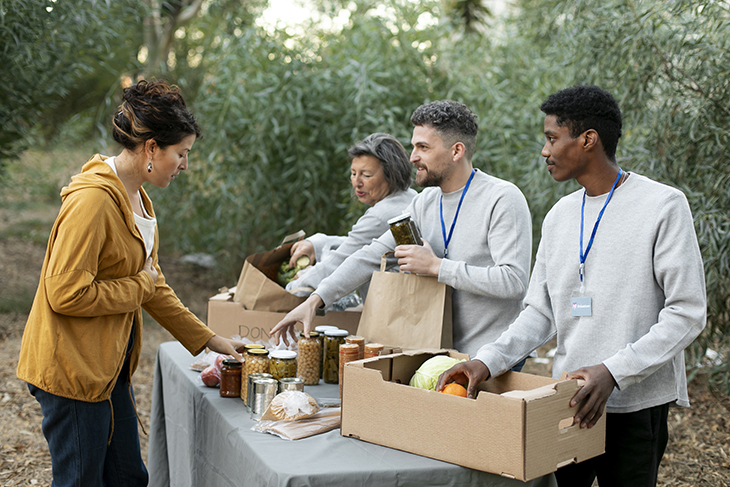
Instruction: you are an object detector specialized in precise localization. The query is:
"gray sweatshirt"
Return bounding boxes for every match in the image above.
[314,169,532,357]
[287,188,417,299]
[476,173,707,413]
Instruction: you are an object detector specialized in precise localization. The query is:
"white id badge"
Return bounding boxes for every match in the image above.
[571,296,592,317]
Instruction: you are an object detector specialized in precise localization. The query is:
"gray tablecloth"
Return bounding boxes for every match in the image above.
[148,341,557,487]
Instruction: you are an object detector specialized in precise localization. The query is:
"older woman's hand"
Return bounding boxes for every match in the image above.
[270,294,323,346]
[289,240,316,268]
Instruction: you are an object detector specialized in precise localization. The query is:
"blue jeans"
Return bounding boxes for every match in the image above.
[28,332,148,487]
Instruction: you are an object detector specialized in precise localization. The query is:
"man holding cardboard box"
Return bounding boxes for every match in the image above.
[272,100,533,359]
[437,85,707,486]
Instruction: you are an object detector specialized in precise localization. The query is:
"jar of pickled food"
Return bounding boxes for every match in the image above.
[219,359,243,398]
[339,343,360,398]
[269,350,298,380]
[345,335,365,360]
[297,332,321,385]
[242,348,270,404]
[364,343,384,359]
[387,213,423,246]
[314,326,337,378]
[323,329,348,384]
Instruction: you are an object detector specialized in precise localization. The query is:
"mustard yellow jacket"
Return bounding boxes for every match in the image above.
[17,154,214,402]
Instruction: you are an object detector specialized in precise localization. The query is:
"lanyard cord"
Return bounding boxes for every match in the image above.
[579,169,623,289]
[440,168,476,258]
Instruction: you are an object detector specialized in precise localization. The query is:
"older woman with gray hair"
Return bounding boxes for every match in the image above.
[286,132,416,300]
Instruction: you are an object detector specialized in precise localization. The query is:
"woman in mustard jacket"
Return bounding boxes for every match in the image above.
[17,80,244,486]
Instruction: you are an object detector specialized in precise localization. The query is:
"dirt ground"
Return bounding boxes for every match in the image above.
[1,162,729,485]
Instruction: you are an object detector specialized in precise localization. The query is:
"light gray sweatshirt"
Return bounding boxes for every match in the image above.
[314,169,533,357]
[287,188,417,300]
[476,173,707,413]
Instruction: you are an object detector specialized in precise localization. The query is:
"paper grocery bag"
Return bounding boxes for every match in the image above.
[234,230,308,312]
[356,253,453,350]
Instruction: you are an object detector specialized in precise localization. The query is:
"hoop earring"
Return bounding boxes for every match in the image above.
[147,160,153,173]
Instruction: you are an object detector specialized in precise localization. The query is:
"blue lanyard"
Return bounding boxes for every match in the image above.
[440,169,476,258]
[579,169,622,287]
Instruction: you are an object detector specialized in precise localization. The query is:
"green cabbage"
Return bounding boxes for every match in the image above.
[409,355,466,391]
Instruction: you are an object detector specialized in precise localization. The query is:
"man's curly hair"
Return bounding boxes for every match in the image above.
[540,85,622,161]
[410,100,479,161]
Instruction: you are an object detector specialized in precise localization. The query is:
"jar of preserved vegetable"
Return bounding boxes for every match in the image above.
[242,344,265,384]
[269,350,297,380]
[297,331,321,385]
[242,348,270,405]
[220,359,243,398]
[339,343,360,398]
[364,343,384,359]
[387,213,423,246]
[314,326,337,378]
[323,329,348,384]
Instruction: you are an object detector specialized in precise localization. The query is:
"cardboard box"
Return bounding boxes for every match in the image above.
[207,287,362,341]
[341,349,606,481]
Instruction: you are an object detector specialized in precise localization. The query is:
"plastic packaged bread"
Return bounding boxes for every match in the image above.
[260,391,319,422]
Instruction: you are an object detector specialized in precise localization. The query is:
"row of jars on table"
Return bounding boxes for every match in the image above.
[218,325,386,404]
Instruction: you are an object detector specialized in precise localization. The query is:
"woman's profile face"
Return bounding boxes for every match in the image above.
[148,134,196,188]
[350,155,391,206]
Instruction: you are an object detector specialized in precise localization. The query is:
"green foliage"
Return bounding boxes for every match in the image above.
[7,0,727,387]
[149,2,449,278]
[0,0,142,169]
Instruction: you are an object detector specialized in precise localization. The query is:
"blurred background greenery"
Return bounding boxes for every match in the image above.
[1,0,728,391]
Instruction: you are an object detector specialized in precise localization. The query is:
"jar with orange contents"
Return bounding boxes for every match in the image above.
[219,359,242,398]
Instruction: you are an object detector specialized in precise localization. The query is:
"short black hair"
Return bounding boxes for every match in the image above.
[540,85,622,161]
[348,133,412,192]
[410,100,478,160]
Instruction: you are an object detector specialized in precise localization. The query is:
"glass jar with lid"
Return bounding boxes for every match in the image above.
[242,348,270,404]
[219,359,242,398]
[269,350,298,380]
[297,331,321,385]
[323,329,349,384]
[314,326,337,378]
[387,213,423,246]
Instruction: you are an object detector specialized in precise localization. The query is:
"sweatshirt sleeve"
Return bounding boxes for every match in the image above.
[44,189,157,317]
[313,231,397,307]
[306,233,346,264]
[296,206,390,291]
[475,236,557,375]
[437,185,532,300]
[602,192,707,390]
[142,257,215,356]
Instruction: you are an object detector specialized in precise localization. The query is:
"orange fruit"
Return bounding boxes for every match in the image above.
[440,382,467,397]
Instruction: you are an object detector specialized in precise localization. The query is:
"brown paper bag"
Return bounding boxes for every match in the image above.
[356,253,453,350]
[233,230,308,312]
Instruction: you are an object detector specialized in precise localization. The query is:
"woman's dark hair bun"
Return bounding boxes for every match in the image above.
[112,79,201,151]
